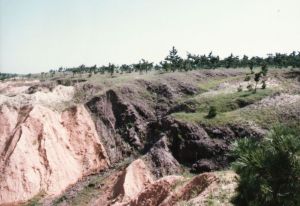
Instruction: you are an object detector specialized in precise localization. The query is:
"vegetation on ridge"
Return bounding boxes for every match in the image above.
[172,88,274,125]
[51,47,299,77]
[1,47,299,81]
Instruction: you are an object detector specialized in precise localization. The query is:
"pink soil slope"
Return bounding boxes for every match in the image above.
[0,104,109,205]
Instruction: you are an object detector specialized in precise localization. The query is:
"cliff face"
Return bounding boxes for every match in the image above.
[0,72,256,205]
[0,84,109,205]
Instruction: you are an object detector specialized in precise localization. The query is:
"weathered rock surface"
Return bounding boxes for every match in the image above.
[128,175,183,206]
[161,173,218,205]
[159,117,231,171]
[143,136,182,177]
[86,89,155,164]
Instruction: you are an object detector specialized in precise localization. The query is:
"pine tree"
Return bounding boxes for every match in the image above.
[231,126,300,206]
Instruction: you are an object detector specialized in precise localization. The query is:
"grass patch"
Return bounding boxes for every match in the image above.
[178,201,196,206]
[193,89,273,113]
[173,89,273,126]
[239,102,300,129]
[238,107,279,128]
[203,171,237,206]
[173,111,240,126]
[52,172,109,206]
[198,76,242,91]
[53,157,134,206]
[174,98,299,129]
[24,191,46,206]
[55,177,103,206]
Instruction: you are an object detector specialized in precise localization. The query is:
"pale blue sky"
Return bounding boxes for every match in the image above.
[0,0,300,74]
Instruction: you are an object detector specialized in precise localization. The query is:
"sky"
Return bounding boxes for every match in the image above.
[0,0,300,74]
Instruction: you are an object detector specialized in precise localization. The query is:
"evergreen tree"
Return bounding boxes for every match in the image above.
[261,64,268,76]
[165,46,183,71]
[231,126,300,206]
[108,63,116,77]
[254,72,261,93]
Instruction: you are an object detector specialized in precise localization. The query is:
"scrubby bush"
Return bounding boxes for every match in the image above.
[244,75,251,81]
[261,64,268,76]
[254,72,262,93]
[231,126,300,206]
[237,85,243,92]
[262,80,267,89]
[207,106,217,118]
[247,84,253,91]
[249,64,254,74]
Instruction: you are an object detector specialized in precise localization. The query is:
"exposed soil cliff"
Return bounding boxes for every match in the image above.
[84,74,265,178]
[1,69,298,205]
[0,85,109,205]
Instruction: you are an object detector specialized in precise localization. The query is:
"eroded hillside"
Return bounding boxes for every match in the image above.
[0,69,299,206]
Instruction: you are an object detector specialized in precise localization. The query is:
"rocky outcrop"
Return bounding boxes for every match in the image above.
[129,175,183,206]
[85,82,263,175]
[86,89,155,164]
[111,159,154,205]
[158,118,229,172]
[101,159,182,206]
[151,117,264,173]
[143,136,182,177]
[161,173,217,205]
[105,159,235,206]
[0,104,109,205]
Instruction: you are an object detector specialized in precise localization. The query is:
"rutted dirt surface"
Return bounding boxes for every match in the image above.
[0,69,299,205]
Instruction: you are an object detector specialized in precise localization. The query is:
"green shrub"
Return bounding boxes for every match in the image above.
[254,72,262,93]
[247,84,253,91]
[262,80,267,89]
[231,126,300,206]
[261,64,268,76]
[207,106,217,118]
[237,85,243,92]
[244,75,251,81]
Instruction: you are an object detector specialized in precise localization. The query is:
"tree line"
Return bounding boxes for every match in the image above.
[1,47,299,80]
[52,47,300,77]
[0,73,18,81]
[56,58,154,77]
